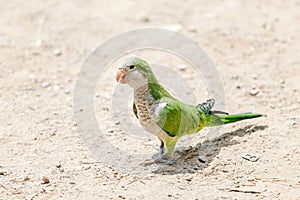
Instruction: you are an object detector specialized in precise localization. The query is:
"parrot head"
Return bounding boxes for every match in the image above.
[116,56,157,89]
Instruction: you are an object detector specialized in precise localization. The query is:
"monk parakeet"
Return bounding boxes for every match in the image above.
[116,56,262,164]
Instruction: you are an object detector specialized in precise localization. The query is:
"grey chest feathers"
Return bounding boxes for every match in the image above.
[133,85,162,133]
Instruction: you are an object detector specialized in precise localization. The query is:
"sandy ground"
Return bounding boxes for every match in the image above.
[1,0,300,199]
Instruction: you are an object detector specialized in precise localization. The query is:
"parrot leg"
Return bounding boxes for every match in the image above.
[164,138,178,157]
[140,138,178,166]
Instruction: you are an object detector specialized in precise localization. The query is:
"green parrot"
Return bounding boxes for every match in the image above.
[116,56,262,164]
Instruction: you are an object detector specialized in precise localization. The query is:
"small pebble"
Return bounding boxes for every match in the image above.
[178,64,187,71]
[108,128,114,133]
[53,48,62,56]
[64,89,70,94]
[137,13,149,22]
[249,88,259,96]
[42,82,51,88]
[241,153,259,162]
[280,80,285,84]
[42,176,50,184]
[83,165,91,170]
[198,156,206,163]
[186,177,193,182]
[178,185,185,190]
[55,161,61,168]
[289,118,297,126]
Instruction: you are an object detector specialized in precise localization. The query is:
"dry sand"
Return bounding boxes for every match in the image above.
[1,1,300,199]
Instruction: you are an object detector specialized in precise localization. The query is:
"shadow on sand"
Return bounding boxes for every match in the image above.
[152,124,268,174]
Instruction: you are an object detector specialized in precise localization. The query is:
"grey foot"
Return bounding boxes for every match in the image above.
[140,154,175,166]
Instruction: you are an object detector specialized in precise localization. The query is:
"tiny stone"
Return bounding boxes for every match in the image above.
[241,153,259,162]
[55,161,61,168]
[53,48,62,56]
[64,89,70,94]
[42,82,51,88]
[0,171,4,175]
[108,128,114,133]
[249,89,259,96]
[289,119,297,126]
[252,74,258,79]
[42,176,50,184]
[83,165,91,170]
[178,185,185,190]
[198,156,206,163]
[7,122,12,125]
[71,126,77,131]
[178,64,186,71]
[185,177,193,181]
[137,13,149,22]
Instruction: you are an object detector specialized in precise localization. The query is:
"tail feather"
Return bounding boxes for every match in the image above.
[207,112,262,126]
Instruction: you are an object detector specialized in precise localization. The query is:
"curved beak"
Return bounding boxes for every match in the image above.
[116,68,126,83]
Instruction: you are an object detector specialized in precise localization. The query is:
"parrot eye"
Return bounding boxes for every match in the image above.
[129,65,135,70]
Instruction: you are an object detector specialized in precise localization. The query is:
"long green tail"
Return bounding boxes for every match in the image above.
[207,112,262,126]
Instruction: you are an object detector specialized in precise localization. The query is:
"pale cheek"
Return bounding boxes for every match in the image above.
[124,71,148,89]
[132,71,146,82]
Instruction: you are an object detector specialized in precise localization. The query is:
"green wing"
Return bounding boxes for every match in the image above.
[156,99,205,137]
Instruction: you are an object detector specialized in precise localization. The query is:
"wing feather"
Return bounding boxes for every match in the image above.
[155,99,203,137]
